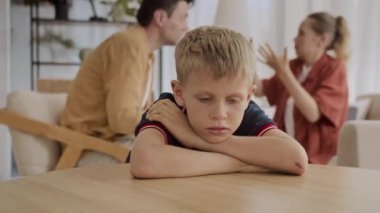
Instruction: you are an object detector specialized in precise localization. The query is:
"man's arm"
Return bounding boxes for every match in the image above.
[105,36,149,135]
[130,128,267,179]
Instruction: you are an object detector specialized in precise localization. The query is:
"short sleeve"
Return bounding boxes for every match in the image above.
[313,62,348,127]
[235,101,277,136]
[134,93,177,144]
[134,112,170,142]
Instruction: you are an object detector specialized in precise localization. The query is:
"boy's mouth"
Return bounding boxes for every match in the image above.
[206,126,229,135]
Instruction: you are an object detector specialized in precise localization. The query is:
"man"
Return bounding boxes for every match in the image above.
[61,0,193,145]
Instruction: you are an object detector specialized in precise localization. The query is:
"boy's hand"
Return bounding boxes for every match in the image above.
[258,43,290,77]
[146,99,205,149]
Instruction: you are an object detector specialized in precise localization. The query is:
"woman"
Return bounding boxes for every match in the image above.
[254,12,350,164]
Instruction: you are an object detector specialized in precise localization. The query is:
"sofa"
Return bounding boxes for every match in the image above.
[337,93,380,169]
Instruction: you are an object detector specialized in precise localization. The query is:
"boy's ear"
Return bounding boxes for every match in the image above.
[247,84,257,100]
[153,9,168,27]
[171,80,185,107]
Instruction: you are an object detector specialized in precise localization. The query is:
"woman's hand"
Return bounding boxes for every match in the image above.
[258,43,290,76]
[146,99,205,149]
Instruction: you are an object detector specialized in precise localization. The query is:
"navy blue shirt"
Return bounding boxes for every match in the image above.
[135,93,277,148]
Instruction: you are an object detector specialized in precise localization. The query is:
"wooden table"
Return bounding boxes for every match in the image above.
[1,164,380,212]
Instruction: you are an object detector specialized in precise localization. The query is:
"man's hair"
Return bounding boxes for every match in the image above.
[175,26,256,84]
[137,0,194,27]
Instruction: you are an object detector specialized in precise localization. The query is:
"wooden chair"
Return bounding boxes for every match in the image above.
[0,91,129,175]
[37,79,73,94]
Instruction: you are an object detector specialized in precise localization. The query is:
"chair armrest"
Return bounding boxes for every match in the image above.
[337,120,380,169]
[0,108,129,170]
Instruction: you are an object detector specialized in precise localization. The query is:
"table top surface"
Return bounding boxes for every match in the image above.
[1,164,380,212]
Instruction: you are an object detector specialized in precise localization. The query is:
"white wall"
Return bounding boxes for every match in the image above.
[0,0,12,180]
[11,5,30,90]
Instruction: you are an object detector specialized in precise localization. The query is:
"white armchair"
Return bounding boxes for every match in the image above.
[0,91,130,176]
[337,94,380,169]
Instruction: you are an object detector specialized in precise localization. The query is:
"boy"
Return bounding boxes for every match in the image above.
[130,26,308,178]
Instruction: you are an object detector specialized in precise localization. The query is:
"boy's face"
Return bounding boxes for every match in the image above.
[172,71,255,144]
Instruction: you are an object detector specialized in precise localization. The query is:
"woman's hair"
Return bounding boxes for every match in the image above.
[308,12,350,61]
[174,26,256,85]
[136,0,194,27]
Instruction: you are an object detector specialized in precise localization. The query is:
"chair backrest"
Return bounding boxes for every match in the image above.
[337,120,380,169]
[358,93,380,120]
[7,91,67,176]
[337,93,380,170]
[37,79,73,93]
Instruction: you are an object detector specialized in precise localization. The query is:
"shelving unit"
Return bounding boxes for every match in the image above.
[29,0,133,90]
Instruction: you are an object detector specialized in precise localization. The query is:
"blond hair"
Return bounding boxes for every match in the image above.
[308,12,350,61]
[175,26,256,84]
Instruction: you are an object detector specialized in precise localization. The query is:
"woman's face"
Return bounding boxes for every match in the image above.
[294,18,324,60]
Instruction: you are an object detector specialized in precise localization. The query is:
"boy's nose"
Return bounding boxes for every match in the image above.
[209,104,227,120]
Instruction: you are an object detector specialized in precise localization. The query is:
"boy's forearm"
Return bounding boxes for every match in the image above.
[198,133,307,175]
[130,143,264,179]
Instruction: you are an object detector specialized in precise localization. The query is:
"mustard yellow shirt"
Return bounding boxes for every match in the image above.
[60,25,154,141]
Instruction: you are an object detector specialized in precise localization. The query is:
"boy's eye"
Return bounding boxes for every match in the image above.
[228,98,242,104]
[198,97,211,102]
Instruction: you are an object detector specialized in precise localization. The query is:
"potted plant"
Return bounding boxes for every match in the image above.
[39,29,76,61]
[101,0,142,22]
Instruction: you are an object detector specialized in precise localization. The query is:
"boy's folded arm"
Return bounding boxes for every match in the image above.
[199,128,308,175]
[129,128,266,179]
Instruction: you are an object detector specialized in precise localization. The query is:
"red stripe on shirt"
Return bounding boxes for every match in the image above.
[257,123,277,136]
[139,124,168,142]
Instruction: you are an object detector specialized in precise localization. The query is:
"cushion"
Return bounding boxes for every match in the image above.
[7,91,67,176]
[77,135,134,167]
[347,106,358,120]
[352,98,371,120]
[367,95,380,119]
